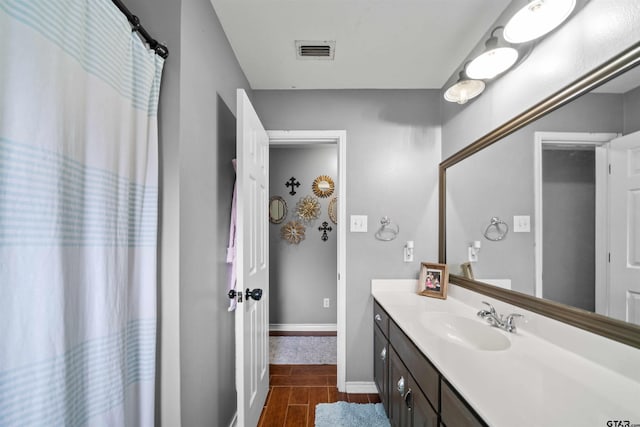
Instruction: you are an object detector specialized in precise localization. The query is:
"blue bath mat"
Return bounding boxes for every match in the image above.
[315,402,390,427]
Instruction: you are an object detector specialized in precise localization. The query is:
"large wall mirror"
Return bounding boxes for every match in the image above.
[439,42,640,349]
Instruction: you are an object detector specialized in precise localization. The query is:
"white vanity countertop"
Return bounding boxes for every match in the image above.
[372,281,640,427]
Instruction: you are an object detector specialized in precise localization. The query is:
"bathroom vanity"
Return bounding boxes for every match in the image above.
[372,280,640,427]
[375,301,483,427]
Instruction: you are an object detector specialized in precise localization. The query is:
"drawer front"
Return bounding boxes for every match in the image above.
[441,381,486,427]
[373,324,389,412]
[389,320,439,409]
[373,300,390,337]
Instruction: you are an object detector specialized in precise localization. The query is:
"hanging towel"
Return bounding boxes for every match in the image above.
[227,159,238,311]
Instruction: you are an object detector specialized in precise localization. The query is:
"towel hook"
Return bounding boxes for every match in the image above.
[483,217,508,241]
[375,216,399,241]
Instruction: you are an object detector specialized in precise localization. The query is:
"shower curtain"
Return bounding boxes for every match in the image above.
[0,0,163,425]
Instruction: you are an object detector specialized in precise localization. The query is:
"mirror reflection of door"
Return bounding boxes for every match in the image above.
[609,131,640,325]
[542,145,597,311]
[534,132,615,315]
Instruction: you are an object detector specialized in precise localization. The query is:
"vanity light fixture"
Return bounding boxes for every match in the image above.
[443,72,486,104]
[466,28,519,80]
[503,0,576,44]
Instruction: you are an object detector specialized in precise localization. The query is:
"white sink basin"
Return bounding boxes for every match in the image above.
[420,312,511,351]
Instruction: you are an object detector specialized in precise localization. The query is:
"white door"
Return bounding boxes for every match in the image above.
[235,89,269,426]
[609,130,640,325]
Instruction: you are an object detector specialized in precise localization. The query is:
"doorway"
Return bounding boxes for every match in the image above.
[268,130,347,391]
[534,131,617,314]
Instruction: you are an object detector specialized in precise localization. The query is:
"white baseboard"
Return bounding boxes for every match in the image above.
[269,323,337,332]
[345,381,378,394]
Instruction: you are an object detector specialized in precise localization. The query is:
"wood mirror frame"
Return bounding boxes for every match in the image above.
[438,42,640,349]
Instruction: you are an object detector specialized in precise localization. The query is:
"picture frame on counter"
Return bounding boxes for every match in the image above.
[418,262,448,299]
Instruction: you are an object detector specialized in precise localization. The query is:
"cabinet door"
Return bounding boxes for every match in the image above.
[406,374,438,427]
[373,324,389,412]
[441,381,485,427]
[389,321,439,409]
[388,347,410,427]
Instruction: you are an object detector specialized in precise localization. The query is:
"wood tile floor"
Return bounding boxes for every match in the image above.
[258,364,381,427]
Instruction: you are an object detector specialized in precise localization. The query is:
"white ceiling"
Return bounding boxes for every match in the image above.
[209,0,511,90]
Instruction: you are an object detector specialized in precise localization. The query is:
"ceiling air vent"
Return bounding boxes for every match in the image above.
[295,40,335,60]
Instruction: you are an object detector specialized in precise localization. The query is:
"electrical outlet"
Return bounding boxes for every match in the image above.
[513,215,531,232]
[350,215,368,232]
[323,298,330,308]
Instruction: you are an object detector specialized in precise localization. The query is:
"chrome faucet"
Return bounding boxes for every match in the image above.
[477,301,523,333]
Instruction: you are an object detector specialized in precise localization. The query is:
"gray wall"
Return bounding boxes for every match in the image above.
[123,0,252,425]
[253,89,441,383]
[269,146,338,324]
[120,0,181,425]
[542,149,595,311]
[446,93,622,295]
[624,85,640,135]
[441,0,640,159]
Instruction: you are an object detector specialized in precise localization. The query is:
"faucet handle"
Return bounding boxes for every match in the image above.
[504,313,524,332]
[481,301,496,314]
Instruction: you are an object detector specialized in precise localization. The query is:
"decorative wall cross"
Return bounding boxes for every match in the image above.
[285,177,300,195]
[318,221,333,241]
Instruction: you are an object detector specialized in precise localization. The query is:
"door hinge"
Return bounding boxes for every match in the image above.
[608,252,611,263]
[609,164,612,174]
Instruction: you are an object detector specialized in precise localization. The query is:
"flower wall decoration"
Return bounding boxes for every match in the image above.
[281,221,306,244]
[295,195,321,223]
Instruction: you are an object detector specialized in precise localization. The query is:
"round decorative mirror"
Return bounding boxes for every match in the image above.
[328,197,337,224]
[312,175,335,198]
[269,196,287,224]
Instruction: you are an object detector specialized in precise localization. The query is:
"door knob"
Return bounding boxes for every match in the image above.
[228,289,243,303]
[245,288,263,301]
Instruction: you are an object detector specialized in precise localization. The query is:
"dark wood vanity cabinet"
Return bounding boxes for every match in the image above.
[388,347,410,427]
[373,300,486,427]
[388,347,438,427]
[374,322,389,411]
[373,301,390,411]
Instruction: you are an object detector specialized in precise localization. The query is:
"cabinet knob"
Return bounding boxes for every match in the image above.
[375,314,382,322]
[397,376,405,395]
[380,347,386,361]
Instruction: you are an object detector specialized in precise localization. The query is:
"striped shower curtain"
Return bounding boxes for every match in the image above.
[0,0,163,425]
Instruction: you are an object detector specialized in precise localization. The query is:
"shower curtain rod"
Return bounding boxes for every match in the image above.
[111,0,169,59]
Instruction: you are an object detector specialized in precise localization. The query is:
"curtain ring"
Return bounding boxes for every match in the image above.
[483,217,508,241]
[130,15,141,32]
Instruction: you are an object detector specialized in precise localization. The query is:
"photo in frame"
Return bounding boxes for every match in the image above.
[418,262,448,299]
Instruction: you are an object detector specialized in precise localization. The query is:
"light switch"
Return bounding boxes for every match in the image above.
[513,215,531,233]
[350,215,368,232]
